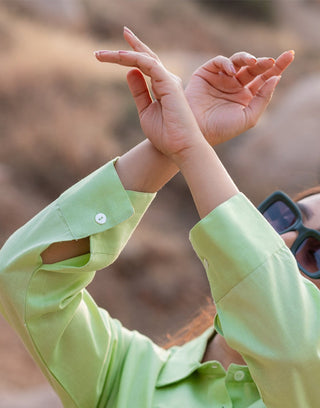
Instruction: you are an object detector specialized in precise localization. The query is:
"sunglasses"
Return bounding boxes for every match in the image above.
[258,191,320,279]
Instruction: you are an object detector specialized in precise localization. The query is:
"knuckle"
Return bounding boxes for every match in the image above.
[213,55,226,64]
[148,57,160,70]
[149,50,159,59]
[145,58,160,73]
[143,51,152,58]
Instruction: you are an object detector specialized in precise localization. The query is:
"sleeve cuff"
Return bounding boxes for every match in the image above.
[189,193,286,302]
[57,158,156,240]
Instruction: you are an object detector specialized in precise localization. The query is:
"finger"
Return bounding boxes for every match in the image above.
[267,50,295,76]
[248,50,294,95]
[236,57,275,86]
[196,55,237,77]
[123,27,159,60]
[230,51,257,68]
[95,50,168,82]
[245,76,281,127]
[236,58,275,86]
[126,69,153,115]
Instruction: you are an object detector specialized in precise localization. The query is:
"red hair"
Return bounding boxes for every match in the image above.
[162,298,216,348]
[293,186,320,202]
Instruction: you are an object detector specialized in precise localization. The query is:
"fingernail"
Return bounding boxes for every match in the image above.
[289,50,295,56]
[96,50,113,55]
[269,58,275,63]
[249,58,257,64]
[94,51,100,58]
[124,26,134,36]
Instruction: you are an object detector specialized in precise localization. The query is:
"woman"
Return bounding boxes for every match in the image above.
[1,28,316,407]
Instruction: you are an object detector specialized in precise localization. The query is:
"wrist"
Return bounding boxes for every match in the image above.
[115,140,179,193]
[170,136,211,169]
[175,140,239,219]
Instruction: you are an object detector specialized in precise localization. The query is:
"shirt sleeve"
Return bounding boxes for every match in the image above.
[0,158,156,408]
[189,192,320,408]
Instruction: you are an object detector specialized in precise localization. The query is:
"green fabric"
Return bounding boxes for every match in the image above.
[0,159,319,407]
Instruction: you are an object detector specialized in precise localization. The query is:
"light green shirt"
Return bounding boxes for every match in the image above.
[0,159,319,407]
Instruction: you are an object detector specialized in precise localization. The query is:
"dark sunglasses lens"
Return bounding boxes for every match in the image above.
[262,201,296,233]
[296,237,320,275]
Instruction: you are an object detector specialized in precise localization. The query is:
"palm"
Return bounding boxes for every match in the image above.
[186,73,254,145]
[185,51,295,146]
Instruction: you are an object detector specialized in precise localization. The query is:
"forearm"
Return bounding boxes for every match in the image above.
[175,139,239,219]
[115,139,179,193]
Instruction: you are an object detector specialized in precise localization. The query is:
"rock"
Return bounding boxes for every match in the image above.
[232,74,320,202]
[4,0,86,28]
[0,385,62,408]
[277,0,320,51]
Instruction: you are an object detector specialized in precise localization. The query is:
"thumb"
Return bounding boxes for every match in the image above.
[246,75,281,125]
[126,68,152,115]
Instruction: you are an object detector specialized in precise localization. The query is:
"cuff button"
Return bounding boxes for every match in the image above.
[234,370,245,381]
[95,213,107,225]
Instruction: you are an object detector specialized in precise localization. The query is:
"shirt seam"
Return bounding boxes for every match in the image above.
[91,251,117,256]
[56,203,76,240]
[216,243,288,303]
[24,265,79,407]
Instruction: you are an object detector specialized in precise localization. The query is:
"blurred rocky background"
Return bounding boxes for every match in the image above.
[1,0,320,406]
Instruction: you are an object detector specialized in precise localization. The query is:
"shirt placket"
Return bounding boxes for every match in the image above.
[198,362,232,408]
[225,365,259,407]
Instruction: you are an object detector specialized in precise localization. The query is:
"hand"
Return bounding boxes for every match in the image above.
[185,50,295,145]
[94,27,205,163]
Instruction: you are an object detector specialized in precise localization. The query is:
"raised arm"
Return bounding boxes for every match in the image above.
[44,30,294,264]
[94,31,238,217]
[96,31,320,407]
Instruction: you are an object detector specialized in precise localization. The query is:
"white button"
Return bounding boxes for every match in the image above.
[95,213,107,225]
[234,370,245,381]
[203,258,209,269]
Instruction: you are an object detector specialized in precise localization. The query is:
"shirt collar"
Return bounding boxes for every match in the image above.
[156,326,215,387]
